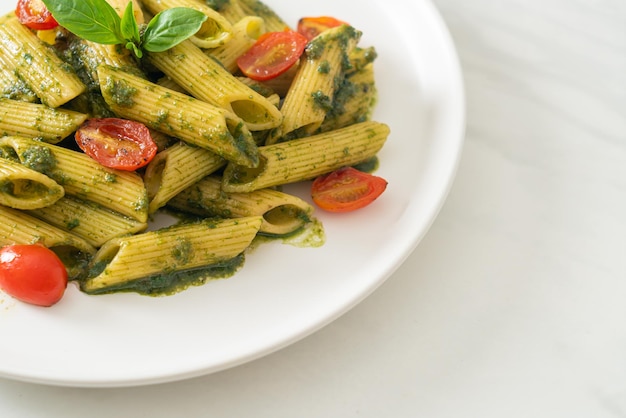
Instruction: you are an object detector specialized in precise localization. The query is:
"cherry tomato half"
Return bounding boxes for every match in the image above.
[0,244,68,307]
[297,16,349,41]
[237,30,308,81]
[311,167,388,213]
[15,0,58,31]
[75,118,157,171]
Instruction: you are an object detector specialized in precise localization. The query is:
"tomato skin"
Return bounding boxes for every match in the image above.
[75,118,157,171]
[0,245,68,307]
[297,16,348,41]
[237,30,308,81]
[15,0,58,30]
[311,167,387,213]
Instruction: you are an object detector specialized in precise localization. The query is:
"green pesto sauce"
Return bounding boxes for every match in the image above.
[230,121,259,167]
[1,78,37,102]
[317,60,331,74]
[352,156,380,173]
[66,218,80,230]
[20,145,57,175]
[252,216,326,249]
[103,77,137,107]
[83,255,245,296]
[311,90,333,112]
[0,146,19,162]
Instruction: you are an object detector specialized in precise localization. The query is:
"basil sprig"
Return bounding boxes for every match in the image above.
[41,0,207,58]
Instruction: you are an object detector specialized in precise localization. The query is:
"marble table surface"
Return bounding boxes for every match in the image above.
[1,0,625,416]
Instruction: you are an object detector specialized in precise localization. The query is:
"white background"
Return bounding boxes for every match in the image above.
[2,0,626,416]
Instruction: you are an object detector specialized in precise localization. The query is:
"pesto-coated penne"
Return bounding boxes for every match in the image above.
[0,65,37,102]
[144,40,283,131]
[81,216,264,293]
[144,141,226,214]
[0,17,85,108]
[141,0,232,49]
[28,196,148,248]
[319,63,378,133]
[0,205,95,279]
[0,157,64,209]
[0,99,87,143]
[98,65,260,168]
[207,0,247,24]
[266,25,361,144]
[0,136,149,222]
[169,176,314,236]
[238,0,291,32]
[222,121,390,193]
[66,37,142,92]
[206,16,264,74]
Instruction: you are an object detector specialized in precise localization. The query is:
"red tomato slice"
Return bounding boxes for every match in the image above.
[297,16,349,41]
[0,244,68,307]
[237,30,308,81]
[75,118,157,171]
[15,0,58,30]
[311,167,387,213]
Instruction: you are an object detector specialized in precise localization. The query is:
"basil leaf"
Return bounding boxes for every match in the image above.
[41,0,123,45]
[120,1,140,44]
[142,8,207,53]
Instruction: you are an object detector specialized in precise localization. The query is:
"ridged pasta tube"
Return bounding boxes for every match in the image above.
[238,0,290,32]
[98,65,260,168]
[266,25,361,144]
[144,40,283,131]
[206,16,264,74]
[169,175,314,236]
[0,136,149,222]
[144,142,226,214]
[28,196,148,248]
[0,206,95,279]
[0,99,87,143]
[81,216,263,293]
[0,17,85,108]
[222,121,390,193]
[0,157,64,209]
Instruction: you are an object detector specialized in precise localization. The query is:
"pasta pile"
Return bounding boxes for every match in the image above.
[0,0,390,295]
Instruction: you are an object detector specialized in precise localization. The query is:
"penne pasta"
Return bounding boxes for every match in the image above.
[0,99,87,143]
[319,63,378,133]
[206,16,265,74]
[81,216,263,293]
[0,16,85,108]
[222,121,390,193]
[0,157,64,210]
[0,135,150,222]
[27,196,148,248]
[266,25,361,144]
[144,39,283,131]
[169,175,314,236]
[238,0,291,32]
[97,65,260,168]
[0,205,96,279]
[144,141,226,214]
[206,0,247,24]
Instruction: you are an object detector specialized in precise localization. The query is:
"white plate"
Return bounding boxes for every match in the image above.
[0,0,464,387]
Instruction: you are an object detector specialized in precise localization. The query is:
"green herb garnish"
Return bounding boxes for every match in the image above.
[41,0,207,58]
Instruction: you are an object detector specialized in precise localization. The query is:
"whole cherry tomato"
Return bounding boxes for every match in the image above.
[0,244,68,307]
